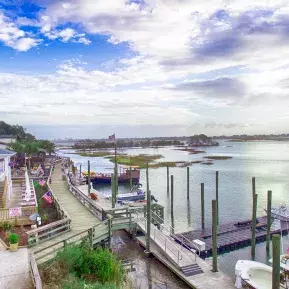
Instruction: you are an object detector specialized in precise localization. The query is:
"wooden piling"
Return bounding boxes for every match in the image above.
[146,162,149,193]
[251,193,258,260]
[212,199,218,272]
[266,190,272,259]
[272,234,280,289]
[87,160,91,196]
[129,166,132,189]
[111,174,115,208]
[79,164,82,176]
[201,183,205,229]
[252,177,256,198]
[216,171,219,224]
[171,175,174,234]
[146,189,151,254]
[167,166,169,194]
[187,167,190,200]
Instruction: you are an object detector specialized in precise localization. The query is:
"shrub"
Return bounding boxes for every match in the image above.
[3,221,12,232]
[9,233,19,244]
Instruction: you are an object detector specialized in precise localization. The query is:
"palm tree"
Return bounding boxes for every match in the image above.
[24,142,39,170]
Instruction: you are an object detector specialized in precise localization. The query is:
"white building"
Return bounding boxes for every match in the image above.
[0,149,16,203]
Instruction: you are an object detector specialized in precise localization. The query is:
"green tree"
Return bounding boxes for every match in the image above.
[38,140,55,154]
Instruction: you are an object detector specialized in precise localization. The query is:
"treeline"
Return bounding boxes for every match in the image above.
[73,139,183,149]
[0,121,35,141]
[213,134,289,140]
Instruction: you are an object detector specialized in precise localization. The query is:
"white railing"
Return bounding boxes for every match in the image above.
[134,211,196,266]
[150,210,200,257]
[30,253,42,289]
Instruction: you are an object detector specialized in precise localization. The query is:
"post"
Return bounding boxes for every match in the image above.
[272,234,280,289]
[129,166,132,189]
[251,193,258,260]
[111,174,115,208]
[216,171,219,224]
[167,166,169,194]
[252,177,255,198]
[79,164,82,177]
[145,189,151,255]
[187,166,190,200]
[171,175,174,234]
[201,183,205,229]
[87,160,91,196]
[266,190,272,259]
[146,162,149,193]
[212,199,218,272]
[114,138,118,195]
[108,216,112,250]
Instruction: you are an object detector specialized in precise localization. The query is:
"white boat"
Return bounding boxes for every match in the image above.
[265,205,289,222]
[235,260,282,289]
[116,185,145,203]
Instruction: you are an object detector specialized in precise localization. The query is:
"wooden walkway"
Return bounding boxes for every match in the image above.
[29,163,100,260]
[175,216,289,258]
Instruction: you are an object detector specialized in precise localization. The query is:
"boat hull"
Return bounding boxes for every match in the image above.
[91,177,140,184]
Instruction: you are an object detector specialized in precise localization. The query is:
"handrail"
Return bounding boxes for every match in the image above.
[150,210,200,256]
[30,253,42,289]
[134,211,196,265]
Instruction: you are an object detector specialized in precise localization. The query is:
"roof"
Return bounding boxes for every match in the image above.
[0,135,15,139]
[0,148,16,156]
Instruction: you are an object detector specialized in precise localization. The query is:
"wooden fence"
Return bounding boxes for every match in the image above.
[0,206,38,222]
[30,253,42,289]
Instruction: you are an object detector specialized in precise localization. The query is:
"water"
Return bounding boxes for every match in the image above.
[58,140,289,279]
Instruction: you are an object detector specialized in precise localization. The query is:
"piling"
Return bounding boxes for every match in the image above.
[146,162,149,193]
[79,164,82,176]
[252,177,256,198]
[272,234,280,289]
[129,166,132,189]
[251,193,258,260]
[187,167,190,200]
[171,175,175,234]
[111,174,115,208]
[201,183,205,229]
[145,189,151,255]
[212,199,218,272]
[216,171,219,224]
[167,166,169,194]
[87,160,91,196]
[266,190,272,259]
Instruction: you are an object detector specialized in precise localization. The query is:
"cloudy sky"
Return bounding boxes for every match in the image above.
[1,0,289,139]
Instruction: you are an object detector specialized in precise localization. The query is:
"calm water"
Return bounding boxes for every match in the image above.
[58,140,289,278]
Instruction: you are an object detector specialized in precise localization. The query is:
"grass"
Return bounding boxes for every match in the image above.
[39,243,127,289]
[204,156,233,160]
[176,148,206,154]
[105,154,163,168]
[78,151,114,157]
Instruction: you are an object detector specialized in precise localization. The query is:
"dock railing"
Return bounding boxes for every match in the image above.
[134,211,196,266]
[150,210,200,256]
[29,253,42,289]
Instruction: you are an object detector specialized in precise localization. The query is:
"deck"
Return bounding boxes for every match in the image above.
[175,216,288,258]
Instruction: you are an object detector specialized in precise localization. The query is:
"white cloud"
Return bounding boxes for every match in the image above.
[0,11,41,51]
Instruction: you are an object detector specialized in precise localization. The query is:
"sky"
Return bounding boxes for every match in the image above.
[1,0,289,139]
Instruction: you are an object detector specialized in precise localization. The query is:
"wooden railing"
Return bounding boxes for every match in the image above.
[0,177,8,208]
[66,172,104,220]
[26,218,71,247]
[0,206,38,220]
[30,253,42,289]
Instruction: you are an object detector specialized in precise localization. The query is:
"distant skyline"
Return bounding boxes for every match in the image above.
[2,1,289,138]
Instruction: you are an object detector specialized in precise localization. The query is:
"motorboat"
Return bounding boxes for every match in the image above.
[235,260,282,289]
[116,184,145,203]
[264,205,289,222]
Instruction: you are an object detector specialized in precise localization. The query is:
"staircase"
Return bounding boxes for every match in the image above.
[181,264,203,277]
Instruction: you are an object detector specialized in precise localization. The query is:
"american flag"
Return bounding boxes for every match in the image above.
[38,179,46,186]
[43,191,53,204]
[108,134,115,141]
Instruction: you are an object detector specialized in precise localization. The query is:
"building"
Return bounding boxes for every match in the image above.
[0,135,16,145]
[0,148,16,206]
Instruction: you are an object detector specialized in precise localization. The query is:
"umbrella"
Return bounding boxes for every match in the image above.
[29,213,40,221]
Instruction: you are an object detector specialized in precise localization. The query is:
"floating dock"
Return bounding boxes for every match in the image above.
[174,216,289,258]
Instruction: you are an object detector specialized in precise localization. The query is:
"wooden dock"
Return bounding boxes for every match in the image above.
[174,216,289,258]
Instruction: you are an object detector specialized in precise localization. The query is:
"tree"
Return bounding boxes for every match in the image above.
[24,142,39,170]
[38,140,55,154]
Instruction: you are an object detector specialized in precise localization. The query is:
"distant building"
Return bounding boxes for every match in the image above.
[0,135,16,145]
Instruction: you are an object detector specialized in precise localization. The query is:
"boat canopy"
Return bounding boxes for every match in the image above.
[120,165,140,169]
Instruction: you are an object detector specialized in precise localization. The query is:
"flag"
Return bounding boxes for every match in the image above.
[38,179,46,186]
[43,191,53,204]
[108,134,115,141]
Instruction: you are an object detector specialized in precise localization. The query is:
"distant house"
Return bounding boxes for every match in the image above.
[0,135,16,145]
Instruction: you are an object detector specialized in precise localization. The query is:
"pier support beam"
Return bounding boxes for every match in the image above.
[201,183,205,229]
[145,189,151,256]
[129,166,132,189]
[111,174,115,208]
[171,175,175,234]
[251,193,258,260]
[216,171,219,224]
[146,162,149,193]
[272,234,280,289]
[167,166,169,194]
[266,190,272,260]
[87,160,91,196]
[79,164,82,177]
[252,177,256,199]
[212,199,218,272]
[187,167,190,200]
